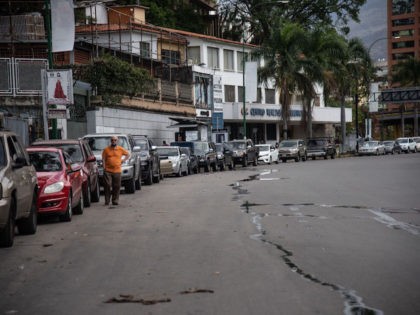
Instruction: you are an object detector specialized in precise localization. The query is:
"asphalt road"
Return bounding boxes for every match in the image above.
[1,153,419,315]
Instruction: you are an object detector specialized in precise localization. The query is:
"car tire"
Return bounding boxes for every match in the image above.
[135,170,142,190]
[253,156,258,166]
[17,192,38,235]
[60,193,72,222]
[204,162,210,172]
[219,160,225,171]
[0,198,16,247]
[295,154,300,162]
[331,152,336,159]
[242,157,248,167]
[125,177,136,194]
[302,153,307,162]
[83,181,91,208]
[153,167,160,183]
[145,167,153,185]
[91,179,100,202]
[74,190,84,215]
[282,158,287,163]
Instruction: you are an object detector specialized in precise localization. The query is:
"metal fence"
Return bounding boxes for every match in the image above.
[0,57,48,96]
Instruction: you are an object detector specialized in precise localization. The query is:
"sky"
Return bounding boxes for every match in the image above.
[347,0,387,62]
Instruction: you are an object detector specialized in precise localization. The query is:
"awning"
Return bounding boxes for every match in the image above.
[167,116,209,129]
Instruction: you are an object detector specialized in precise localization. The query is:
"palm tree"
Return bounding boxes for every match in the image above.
[324,37,373,152]
[391,57,420,86]
[256,22,309,140]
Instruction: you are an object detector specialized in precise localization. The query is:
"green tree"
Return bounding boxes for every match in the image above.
[72,55,155,106]
[391,57,420,87]
[256,22,309,140]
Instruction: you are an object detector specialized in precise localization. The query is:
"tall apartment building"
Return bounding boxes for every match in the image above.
[387,0,420,68]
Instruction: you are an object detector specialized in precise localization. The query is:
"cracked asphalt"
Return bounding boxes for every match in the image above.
[0,153,419,314]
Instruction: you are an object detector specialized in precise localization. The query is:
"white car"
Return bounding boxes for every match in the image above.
[412,137,420,153]
[396,137,417,153]
[256,144,279,164]
[155,146,188,177]
[358,141,385,156]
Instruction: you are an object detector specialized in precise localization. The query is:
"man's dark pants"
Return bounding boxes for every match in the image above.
[103,171,122,205]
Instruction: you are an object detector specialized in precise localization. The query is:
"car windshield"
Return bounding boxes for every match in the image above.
[258,145,270,151]
[228,142,246,149]
[0,138,5,169]
[307,139,326,146]
[397,138,408,143]
[49,144,83,162]
[85,136,129,151]
[366,141,379,147]
[29,151,62,172]
[279,141,297,148]
[133,139,148,150]
[383,141,393,146]
[193,142,209,155]
[156,147,179,156]
[215,144,223,152]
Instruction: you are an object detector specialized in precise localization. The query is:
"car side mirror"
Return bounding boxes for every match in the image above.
[87,155,96,162]
[12,156,26,169]
[67,163,81,173]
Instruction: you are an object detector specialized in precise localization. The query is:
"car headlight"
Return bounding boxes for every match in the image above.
[44,181,64,194]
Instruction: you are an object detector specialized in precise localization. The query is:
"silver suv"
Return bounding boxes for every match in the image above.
[278,139,307,162]
[0,130,38,247]
[83,133,142,194]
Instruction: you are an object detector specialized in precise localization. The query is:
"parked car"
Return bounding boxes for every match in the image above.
[193,141,218,172]
[0,130,38,247]
[179,147,199,174]
[306,137,336,160]
[227,139,259,167]
[155,146,188,177]
[396,137,417,153]
[170,141,199,174]
[132,135,160,185]
[278,139,307,162]
[83,133,142,193]
[382,140,402,154]
[358,141,385,156]
[31,139,100,207]
[215,143,234,170]
[255,144,279,164]
[27,147,85,222]
[412,137,420,152]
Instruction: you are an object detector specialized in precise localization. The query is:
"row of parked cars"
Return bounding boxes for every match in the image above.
[358,137,420,156]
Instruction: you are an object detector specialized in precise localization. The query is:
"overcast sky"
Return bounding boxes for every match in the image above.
[347,0,387,62]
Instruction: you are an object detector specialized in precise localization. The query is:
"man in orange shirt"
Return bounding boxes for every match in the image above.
[102,136,130,206]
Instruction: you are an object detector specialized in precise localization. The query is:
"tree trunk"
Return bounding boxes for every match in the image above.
[340,94,346,153]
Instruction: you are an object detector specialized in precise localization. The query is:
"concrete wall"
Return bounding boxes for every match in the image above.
[87,107,179,145]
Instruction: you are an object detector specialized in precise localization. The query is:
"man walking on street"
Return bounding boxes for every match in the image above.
[102,136,130,206]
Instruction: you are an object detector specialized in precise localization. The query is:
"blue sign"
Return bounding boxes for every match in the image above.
[212,112,224,130]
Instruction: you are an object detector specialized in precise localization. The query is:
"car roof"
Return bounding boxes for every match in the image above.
[32,139,82,145]
[27,146,62,152]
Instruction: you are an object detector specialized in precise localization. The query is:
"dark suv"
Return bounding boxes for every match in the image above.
[31,139,100,206]
[132,135,160,185]
[306,137,336,160]
[227,139,259,167]
[171,141,218,172]
[1,130,38,247]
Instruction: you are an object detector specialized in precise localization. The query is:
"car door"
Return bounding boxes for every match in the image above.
[7,135,33,215]
[82,141,98,188]
[64,152,83,206]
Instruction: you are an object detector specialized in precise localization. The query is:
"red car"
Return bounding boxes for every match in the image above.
[27,147,85,222]
[31,139,100,206]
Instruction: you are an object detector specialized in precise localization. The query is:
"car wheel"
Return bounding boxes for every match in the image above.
[83,181,91,208]
[282,158,287,163]
[253,156,258,166]
[219,160,225,171]
[135,170,142,190]
[242,157,248,167]
[145,167,153,185]
[91,178,100,202]
[0,198,16,247]
[17,191,38,235]
[295,154,300,162]
[183,164,189,176]
[60,193,72,222]
[331,152,336,159]
[125,177,136,194]
[74,190,84,215]
[376,149,379,156]
[204,162,210,172]
[153,167,160,183]
[302,153,307,162]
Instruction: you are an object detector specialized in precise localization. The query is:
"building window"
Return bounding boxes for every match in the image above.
[188,46,200,65]
[392,0,415,15]
[223,49,234,71]
[208,47,219,69]
[237,51,249,72]
[224,85,235,102]
[266,124,276,141]
[265,88,275,104]
[392,30,414,37]
[253,88,262,103]
[392,52,415,60]
[162,49,180,65]
[140,42,150,58]
[238,86,244,102]
[392,18,414,27]
[392,41,414,49]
